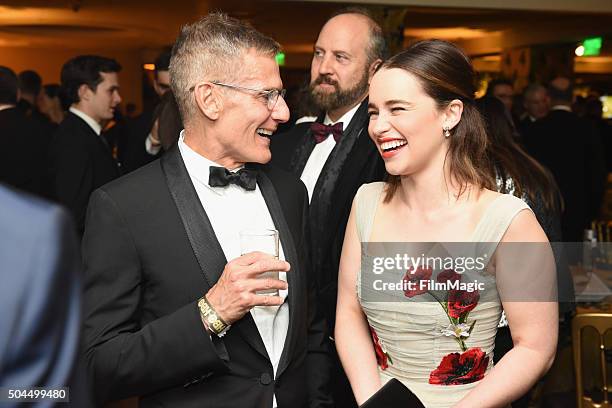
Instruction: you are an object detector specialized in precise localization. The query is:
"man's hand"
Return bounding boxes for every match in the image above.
[205,252,289,325]
[150,119,161,147]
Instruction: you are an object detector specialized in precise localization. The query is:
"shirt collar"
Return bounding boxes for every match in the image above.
[551,105,572,112]
[324,101,361,127]
[178,130,245,196]
[69,106,102,135]
[0,104,16,112]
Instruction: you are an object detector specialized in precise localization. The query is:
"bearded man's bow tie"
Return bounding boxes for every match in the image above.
[310,122,343,143]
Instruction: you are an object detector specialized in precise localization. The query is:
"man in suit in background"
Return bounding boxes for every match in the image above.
[16,70,42,116]
[120,50,171,173]
[518,83,550,136]
[486,78,515,113]
[0,184,83,405]
[524,76,607,241]
[17,70,54,133]
[522,83,550,124]
[48,55,122,234]
[0,66,47,196]
[83,13,332,407]
[270,8,386,407]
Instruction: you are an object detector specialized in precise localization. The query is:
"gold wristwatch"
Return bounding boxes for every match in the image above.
[198,296,230,337]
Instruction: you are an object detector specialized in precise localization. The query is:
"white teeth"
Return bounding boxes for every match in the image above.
[257,128,273,136]
[380,140,407,151]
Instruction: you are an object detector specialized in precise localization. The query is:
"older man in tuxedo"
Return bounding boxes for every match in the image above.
[270,8,386,407]
[83,13,332,408]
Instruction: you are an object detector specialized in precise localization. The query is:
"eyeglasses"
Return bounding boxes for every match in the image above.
[196,81,286,110]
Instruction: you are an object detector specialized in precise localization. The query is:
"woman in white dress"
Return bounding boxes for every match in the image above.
[335,39,558,407]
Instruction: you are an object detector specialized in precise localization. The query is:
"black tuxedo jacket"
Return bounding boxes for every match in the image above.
[270,100,386,331]
[523,109,606,241]
[0,107,47,196]
[47,112,120,233]
[82,146,333,407]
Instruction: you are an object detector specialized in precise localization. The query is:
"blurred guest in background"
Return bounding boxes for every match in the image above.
[47,55,122,234]
[519,83,550,133]
[17,70,42,116]
[0,185,84,405]
[486,77,515,113]
[125,102,138,119]
[584,95,612,172]
[18,70,56,140]
[153,89,183,151]
[477,96,561,241]
[120,49,172,173]
[523,76,607,242]
[38,84,66,126]
[0,66,47,196]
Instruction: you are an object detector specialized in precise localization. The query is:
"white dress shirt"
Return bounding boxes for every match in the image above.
[300,102,361,202]
[69,106,102,135]
[551,104,572,112]
[178,132,288,407]
[145,133,162,155]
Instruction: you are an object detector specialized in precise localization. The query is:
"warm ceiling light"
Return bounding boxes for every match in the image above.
[403,27,495,40]
[143,63,155,71]
[575,45,585,57]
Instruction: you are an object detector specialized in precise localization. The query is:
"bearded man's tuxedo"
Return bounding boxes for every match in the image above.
[82,145,333,407]
[270,99,385,333]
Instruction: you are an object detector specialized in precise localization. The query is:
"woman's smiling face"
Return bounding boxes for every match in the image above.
[367,68,449,177]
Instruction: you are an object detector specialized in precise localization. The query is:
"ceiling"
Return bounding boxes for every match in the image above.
[0,0,610,66]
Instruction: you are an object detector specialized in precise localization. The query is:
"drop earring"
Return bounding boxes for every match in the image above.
[443,126,451,138]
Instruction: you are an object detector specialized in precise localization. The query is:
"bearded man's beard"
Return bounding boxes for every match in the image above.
[309,69,369,112]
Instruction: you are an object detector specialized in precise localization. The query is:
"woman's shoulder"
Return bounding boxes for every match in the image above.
[478,189,530,214]
[471,189,535,242]
[355,181,386,204]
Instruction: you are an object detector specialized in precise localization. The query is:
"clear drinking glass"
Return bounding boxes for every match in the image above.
[239,229,280,296]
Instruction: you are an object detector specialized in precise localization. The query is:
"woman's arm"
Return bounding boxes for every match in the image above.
[455,210,558,408]
[335,201,383,405]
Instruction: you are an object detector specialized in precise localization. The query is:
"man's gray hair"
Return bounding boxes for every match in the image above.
[170,12,281,123]
[523,83,547,98]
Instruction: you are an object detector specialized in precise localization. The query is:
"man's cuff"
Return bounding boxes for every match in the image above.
[145,133,162,155]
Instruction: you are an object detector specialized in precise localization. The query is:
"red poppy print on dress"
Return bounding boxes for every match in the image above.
[436,269,462,285]
[447,288,480,319]
[429,348,489,385]
[402,266,433,298]
[369,326,392,370]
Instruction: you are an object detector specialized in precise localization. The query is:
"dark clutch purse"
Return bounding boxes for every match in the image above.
[359,378,426,408]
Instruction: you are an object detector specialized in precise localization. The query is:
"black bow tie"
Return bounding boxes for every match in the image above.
[208,166,257,191]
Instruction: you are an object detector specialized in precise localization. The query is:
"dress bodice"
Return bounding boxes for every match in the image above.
[354,182,531,407]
